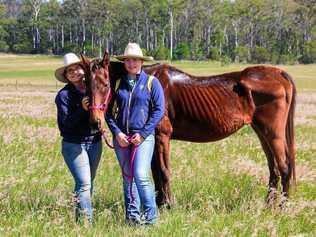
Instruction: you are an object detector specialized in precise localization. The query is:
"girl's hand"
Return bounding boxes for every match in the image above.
[82,96,90,111]
[130,133,144,146]
[116,132,129,147]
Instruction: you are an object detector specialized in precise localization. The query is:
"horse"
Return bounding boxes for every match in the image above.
[82,51,296,209]
[80,52,111,133]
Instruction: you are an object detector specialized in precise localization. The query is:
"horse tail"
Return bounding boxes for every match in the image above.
[281,71,296,186]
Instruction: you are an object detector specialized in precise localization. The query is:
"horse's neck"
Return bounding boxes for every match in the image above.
[109,61,126,86]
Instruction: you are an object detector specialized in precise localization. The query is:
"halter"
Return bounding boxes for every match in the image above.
[88,64,114,149]
[89,88,112,112]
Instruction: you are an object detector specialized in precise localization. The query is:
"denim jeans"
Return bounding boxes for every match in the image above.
[62,140,102,223]
[114,134,157,224]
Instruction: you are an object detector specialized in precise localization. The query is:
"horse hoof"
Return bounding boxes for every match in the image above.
[156,198,169,209]
[279,192,289,210]
[266,187,277,208]
[158,203,171,210]
[156,196,175,209]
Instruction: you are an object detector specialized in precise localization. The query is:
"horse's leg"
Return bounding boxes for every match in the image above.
[152,116,173,207]
[151,141,164,206]
[253,99,291,208]
[251,123,279,206]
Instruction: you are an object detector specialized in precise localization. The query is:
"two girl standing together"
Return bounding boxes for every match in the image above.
[55,43,164,226]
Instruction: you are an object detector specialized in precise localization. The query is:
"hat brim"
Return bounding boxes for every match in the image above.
[54,62,81,83]
[115,54,153,61]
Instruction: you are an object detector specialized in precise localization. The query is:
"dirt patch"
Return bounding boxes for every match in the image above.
[296,92,316,126]
[295,164,316,183]
[229,157,315,184]
[229,156,268,183]
[0,91,56,119]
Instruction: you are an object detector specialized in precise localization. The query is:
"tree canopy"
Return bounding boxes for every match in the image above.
[0,0,315,63]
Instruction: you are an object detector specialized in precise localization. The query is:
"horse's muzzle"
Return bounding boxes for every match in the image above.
[90,119,101,133]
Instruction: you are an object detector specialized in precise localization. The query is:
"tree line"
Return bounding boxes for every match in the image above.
[0,0,315,64]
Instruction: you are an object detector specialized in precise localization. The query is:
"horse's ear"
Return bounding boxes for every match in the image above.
[102,51,110,67]
[80,53,90,68]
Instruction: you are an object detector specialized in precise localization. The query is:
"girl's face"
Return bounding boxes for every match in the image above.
[65,64,84,84]
[124,58,143,76]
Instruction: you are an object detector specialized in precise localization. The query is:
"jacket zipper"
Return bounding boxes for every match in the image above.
[126,85,136,134]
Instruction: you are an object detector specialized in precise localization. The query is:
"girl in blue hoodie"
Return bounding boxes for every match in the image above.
[106,43,164,225]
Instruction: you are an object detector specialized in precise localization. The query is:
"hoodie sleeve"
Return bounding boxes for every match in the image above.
[55,90,87,129]
[139,78,165,139]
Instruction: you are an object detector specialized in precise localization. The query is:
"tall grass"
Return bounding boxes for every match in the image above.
[0,54,315,236]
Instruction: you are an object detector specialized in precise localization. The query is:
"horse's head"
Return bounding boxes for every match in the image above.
[81,51,111,132]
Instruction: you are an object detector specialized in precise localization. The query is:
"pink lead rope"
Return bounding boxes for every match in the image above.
[89,88,138,201]
[120,136,139,203]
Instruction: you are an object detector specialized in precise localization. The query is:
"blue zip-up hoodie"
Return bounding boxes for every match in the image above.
[55,83,101,144]
[106,70,164,139]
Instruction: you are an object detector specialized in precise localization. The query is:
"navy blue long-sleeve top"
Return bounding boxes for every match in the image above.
[106,70,165,139]
[55,83,101,144]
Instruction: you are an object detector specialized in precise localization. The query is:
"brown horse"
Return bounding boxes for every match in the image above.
[83,52,296,209]
[80,52,111,133]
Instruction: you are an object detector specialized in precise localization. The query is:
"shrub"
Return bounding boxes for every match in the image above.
[220,55,231,66]
[300,40,316,64]
[209,47,221,61]
[270,52,279,64]
[0,40,9,52]
[234,46,249,63]
[191,41,204,60]
[63,42,81,55]
[84,44,99,57]
[251,46,269,63]
[12,42,32,54]
[174,43,190,60]
[154,45,170,60]
[278,54,297,65]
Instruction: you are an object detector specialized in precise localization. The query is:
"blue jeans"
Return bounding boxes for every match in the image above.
[114,134,157,224]
[62,140,102,223]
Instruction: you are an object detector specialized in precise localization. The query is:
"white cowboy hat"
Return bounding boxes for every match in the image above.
[55,53,81,83]
[115,42,153,61]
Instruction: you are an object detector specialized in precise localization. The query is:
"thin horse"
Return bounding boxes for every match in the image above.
[83,52,296,208]
[143,63,296,208]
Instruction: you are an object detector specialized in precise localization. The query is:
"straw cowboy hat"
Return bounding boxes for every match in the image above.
[55,53,82,83]
[115,43,153,61]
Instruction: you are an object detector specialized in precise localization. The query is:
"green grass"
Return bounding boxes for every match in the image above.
[0,54,315,236]
[1,53,316,91]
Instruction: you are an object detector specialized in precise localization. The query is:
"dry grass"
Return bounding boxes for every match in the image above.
[296,92,316,126]
[0,56,315,236]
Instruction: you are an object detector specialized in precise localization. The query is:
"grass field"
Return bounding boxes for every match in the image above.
[0,54,315,236]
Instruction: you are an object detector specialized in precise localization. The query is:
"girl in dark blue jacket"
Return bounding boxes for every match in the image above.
[55,53,102,224]
[106,43,164,225]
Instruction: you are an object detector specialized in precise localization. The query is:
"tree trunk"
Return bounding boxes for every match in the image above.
[145,13,149,50]
[99,38,102,58]
[207,25,211,55]
[82,19,86,54]
[169,8,173,60]
[92,33,94,50]
[56,25,59,54]
[70,24,72,44]
[61,25,64,49]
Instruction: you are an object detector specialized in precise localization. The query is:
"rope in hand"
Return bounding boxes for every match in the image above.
[120,135,139,203]
[88,88,138,201]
